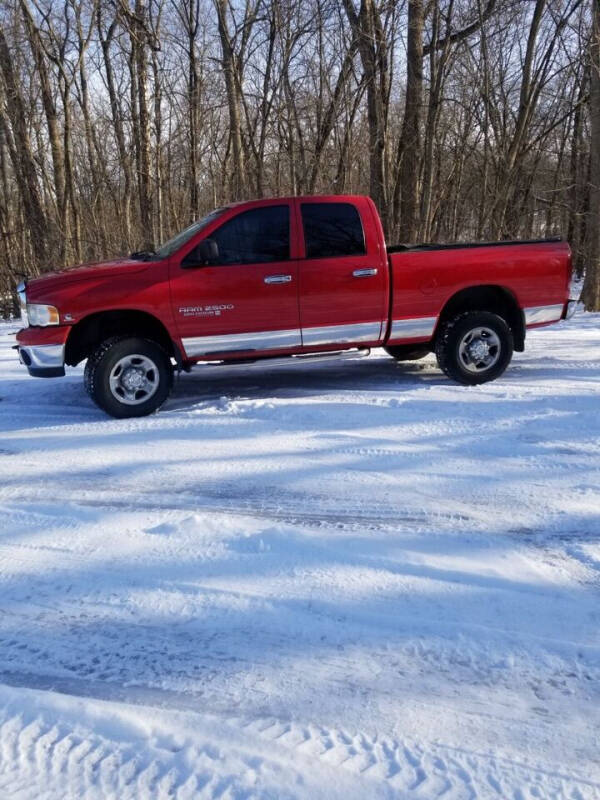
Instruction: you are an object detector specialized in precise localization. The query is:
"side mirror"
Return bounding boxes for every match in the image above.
[181,238,219,268]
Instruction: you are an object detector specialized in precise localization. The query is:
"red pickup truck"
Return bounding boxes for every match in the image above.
[15,194,576,418]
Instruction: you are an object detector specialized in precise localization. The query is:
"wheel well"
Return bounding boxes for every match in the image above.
[65,310,180,366]
[437,285,525,351]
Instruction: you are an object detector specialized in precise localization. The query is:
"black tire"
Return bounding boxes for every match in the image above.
[384,344,430,361]
[435,311,513,385]
[84,336,173,418]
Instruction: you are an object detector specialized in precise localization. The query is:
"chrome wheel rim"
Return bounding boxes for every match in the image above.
[109,354,160,405]
[458,326,501,373]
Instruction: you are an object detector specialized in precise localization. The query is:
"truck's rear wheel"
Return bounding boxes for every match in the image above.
[435,311,513,385]
[84,336,173,418]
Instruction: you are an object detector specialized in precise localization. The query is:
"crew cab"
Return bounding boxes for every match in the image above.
[15,195,576,418]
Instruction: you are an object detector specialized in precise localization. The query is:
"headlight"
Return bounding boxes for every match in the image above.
[26,303,60,326]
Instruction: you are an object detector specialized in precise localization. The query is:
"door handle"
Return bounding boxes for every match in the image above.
[264,274,292,284]
[352,268,378,278]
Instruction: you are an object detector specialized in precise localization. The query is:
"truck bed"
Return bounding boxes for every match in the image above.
[387,237,563,254]
[386,236,571,345]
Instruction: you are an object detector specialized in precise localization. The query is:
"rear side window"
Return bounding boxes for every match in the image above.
[211,205,289,264]
[301,202,366,259]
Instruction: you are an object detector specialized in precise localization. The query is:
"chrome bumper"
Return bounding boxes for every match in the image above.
[17,343,65,377]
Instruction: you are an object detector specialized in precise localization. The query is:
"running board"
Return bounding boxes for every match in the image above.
[191,348,371,370]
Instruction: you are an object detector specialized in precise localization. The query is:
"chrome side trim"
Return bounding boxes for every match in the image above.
[524,304,564,325]
[182,328,302,356]
[20,344,65,368]
[301,321,382,346]
[388,316,437,341]
[184,321,384,357]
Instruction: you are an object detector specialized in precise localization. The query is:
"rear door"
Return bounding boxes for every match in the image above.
[170,202,301,359]
[296,198,388,348]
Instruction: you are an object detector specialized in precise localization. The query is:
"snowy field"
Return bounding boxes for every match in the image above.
[0,313,599,800]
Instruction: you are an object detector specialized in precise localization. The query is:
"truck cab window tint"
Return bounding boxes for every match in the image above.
[210,206,290,265]
[155,208,225,258]
[301,202,366,259]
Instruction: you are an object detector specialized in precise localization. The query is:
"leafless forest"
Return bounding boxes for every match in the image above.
[0,0,599,316]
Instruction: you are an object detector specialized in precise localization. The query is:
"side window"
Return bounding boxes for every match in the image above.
[301,202,366,259]
[210,205,290,265]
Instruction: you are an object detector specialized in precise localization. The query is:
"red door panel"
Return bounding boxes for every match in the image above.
[169,202,301,359]
[295,197,388,348]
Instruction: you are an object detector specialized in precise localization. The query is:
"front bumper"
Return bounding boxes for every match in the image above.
[16,343,65,377]
[15,326,69,378]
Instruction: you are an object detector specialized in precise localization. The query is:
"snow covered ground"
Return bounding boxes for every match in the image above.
[0,312,599,799]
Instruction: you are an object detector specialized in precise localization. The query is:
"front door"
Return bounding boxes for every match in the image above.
[296,198,388,348]
[170,202,301,359]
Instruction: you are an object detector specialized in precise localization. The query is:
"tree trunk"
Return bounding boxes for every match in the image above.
[187,0,200,218]
[308,41,358,193]
[342,0,389,230]
[151,47,163,244]
[215,0,246,199]
[97,6,132,247]
[132,0,153,247]
[19,0,67,259]
[0,27,50,269]
[395,0,424,242]
[583,0,600,310]
[568,77,585,277]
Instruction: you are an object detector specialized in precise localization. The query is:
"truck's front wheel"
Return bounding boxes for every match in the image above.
[84,336,173,418]
[435,311,513,385]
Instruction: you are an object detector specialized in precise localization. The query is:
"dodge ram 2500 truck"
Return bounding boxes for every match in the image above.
[15,194,576,418]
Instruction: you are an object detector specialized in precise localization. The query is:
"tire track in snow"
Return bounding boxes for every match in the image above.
[2,689,598,800]
[0,489,480,534]
[1,675,599,799]
[239,715,600,799]
[0,688,390,800]
[0,711,268,800]
[1,488,594,549]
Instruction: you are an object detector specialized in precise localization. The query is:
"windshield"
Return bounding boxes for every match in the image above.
[154,208,225,258]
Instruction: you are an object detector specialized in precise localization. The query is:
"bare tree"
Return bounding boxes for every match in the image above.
[0,0,597,315]
[214,0,261,199]
[342,0,390,228]
[583,0,600,310]
[394,0,423,241]
[97,1,134,247]
[0,23,51,269]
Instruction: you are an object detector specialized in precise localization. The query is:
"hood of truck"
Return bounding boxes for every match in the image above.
[25,258,152,300]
